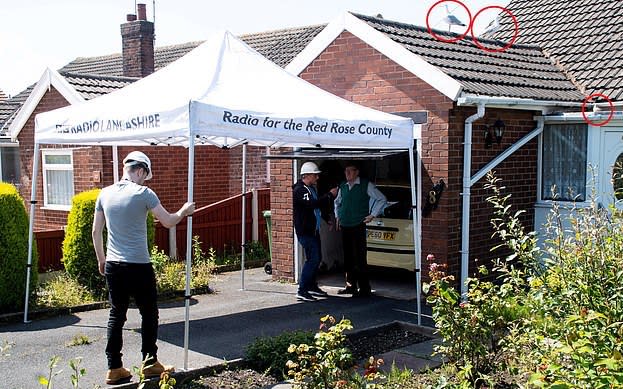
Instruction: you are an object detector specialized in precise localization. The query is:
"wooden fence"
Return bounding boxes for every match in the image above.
[34,188,271,273]
[155,188,271,259]
[35,229,65,272]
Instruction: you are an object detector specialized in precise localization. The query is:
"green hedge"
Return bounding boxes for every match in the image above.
[62,189,103,293]
[62,188,155,294]
[0,182,38,311]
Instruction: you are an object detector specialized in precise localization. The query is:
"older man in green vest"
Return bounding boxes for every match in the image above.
[334,161,386,297]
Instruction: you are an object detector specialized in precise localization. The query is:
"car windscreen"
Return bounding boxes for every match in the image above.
[377,186,413,220]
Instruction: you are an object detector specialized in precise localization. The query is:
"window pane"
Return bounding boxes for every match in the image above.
[1,147,20,185]
[45,154,71,165]
[45,169,74,206]
[541,124,587,201]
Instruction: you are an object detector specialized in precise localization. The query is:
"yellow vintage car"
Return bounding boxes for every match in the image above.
[366,184,415,271]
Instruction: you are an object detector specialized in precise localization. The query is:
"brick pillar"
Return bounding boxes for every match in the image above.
[120,3,154,78]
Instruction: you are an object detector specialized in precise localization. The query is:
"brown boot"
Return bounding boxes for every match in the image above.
[142,360,175,378]
[105,367,132,385]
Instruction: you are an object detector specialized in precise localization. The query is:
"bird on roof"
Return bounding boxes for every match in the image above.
[443,4,466,32]
[482,14,501,35]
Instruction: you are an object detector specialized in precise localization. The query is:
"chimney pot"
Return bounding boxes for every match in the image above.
[126,14,137,22]
[137,4,147,20]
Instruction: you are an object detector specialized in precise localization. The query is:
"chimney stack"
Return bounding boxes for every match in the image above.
[121,3,154,78]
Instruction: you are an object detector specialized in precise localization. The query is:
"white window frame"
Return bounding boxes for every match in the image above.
[42,149,75,211]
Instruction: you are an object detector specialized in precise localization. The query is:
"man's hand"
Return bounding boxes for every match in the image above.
[181,202,195,217]
[363,215,374,224]
[329,187,338,197]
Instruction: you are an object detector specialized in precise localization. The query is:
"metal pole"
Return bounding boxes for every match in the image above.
[183,134,195,370]
[112,145,119,183]
[23,143,40,323]
[408,136,421,326]
[241,143,247,290]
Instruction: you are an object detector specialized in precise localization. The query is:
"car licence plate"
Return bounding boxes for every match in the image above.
[367,230,396,241]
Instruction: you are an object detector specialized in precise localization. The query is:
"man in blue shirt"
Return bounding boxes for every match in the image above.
[292,161,337,301]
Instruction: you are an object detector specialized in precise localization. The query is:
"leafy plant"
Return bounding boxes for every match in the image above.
[37,356,86,389]
[69,357,86,388]
[0,182,38,311]
[421,170,623,388]
[0,339,14,358]
[286,315,385,388]
[423,257,526,386]
[245,329,315,379]
[158,372,176,389]
[35,272,97,308]
[520,187,623,387]
[152,235,216,295]
[38,356,62,388]
[66,333,92,347]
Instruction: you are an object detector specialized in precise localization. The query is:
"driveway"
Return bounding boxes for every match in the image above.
[0,267,430,388]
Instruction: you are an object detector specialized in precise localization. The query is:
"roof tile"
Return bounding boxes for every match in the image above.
[353,13,583,101]
[486,0,623,101]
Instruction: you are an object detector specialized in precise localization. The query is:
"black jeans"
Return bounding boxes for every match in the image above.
[105,261,159,369]
[341,223,371,293]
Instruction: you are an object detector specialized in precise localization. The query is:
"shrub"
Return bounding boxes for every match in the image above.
[245,329,315,379]
[35,272,97,308]
[62,189,103,294]
[62,189,155,296]
[0,182,38,312]
[422,171,623,388]
[153,235,215,295]
[286,315,385,388]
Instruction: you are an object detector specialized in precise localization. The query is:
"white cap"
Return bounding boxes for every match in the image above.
[123,151,152,180]
[300,161,321,175]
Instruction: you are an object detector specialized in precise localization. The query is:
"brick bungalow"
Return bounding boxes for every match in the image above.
[3,1,621,294]
[267,5,622,293]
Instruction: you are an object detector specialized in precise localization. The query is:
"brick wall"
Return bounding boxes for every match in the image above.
[269,159,295,280]
[270,31,455,281]
[18,87,268,231]
[270,31,538,284]
[447,107,538,279]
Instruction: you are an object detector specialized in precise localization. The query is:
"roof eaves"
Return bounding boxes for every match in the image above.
[9,68,85,141]
[286,11,463,101]
[457,93,584,112]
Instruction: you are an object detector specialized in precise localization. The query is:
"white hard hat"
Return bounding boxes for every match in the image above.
[123,151,152,180]
[300,161,321,176]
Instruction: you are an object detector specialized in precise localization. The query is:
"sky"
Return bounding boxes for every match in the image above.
[0,0,511,97]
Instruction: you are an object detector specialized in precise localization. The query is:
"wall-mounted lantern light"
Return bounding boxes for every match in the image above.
[484,119,505,148]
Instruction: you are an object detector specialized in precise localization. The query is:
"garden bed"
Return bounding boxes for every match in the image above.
[170,321,434,389]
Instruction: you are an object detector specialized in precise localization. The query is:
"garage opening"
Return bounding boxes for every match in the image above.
[265,148,419,300]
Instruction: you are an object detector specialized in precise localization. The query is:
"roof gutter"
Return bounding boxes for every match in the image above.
[457,95,583,112]
[541,111,623,122]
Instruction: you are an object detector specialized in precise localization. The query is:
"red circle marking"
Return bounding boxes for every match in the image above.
[426,0,473,43]
[581,93,614,126]
[471,6,518,53]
